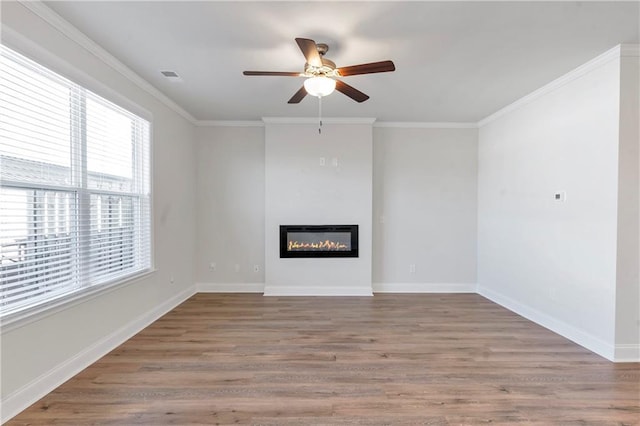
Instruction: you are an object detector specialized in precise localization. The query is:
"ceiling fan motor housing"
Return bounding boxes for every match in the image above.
[303,42,338,77]
[305,62,337,77]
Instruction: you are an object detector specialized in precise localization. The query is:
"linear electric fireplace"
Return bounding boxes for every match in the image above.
[280,225,359,258]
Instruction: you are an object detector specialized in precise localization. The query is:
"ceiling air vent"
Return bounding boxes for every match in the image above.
[161,70,183,82]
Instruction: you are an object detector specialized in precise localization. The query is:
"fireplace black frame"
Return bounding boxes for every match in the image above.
[280,225,359,258]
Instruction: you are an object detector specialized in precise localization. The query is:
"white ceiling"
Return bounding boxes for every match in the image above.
[44,1,639,123]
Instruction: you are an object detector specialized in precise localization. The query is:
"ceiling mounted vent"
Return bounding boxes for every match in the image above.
[161,70,183,82]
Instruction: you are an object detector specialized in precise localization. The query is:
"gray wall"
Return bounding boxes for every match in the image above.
[195,124,479,292]
[477,53,623,359]
[615,54,640,356]
[195,126,265,286]
[372,127,478,290]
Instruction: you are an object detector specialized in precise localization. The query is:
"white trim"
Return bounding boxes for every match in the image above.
[195,120,265,127]
[477,286,615,361]
[263,286,373,296]
[196,282,264,293]
[373,282,476,293]
[16,0,196,124]
[478,44,625,128]
[0,285,196,424]
[614,344,640,363]
[262,117,376,125]
[373,122,478,129]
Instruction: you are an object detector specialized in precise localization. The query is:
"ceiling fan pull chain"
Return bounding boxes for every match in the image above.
[318,96,322,134]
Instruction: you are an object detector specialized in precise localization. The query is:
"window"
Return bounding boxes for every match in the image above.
[0,45,151,319]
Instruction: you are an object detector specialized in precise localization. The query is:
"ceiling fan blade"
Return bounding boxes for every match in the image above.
[288,86,307,104]
[335,80,369,103]
[337,60,396,77]
[243,71,302,76]
[295,38,322,68]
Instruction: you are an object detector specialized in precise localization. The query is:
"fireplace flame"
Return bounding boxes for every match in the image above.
[288,240,349,251]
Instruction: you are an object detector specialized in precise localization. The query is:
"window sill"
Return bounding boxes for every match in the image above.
[0,269,157,334]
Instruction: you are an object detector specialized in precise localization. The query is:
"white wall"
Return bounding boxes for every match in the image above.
[195,126,265,291]
[372,127,478,292]
[615,53,640,359]
[1,2,197,418]
[477,51,623,359]
[264,121,373,296]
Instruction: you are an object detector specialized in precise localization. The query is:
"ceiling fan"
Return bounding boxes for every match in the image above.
[243,38,395,104]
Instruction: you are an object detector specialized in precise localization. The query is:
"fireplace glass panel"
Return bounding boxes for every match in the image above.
[280,225,358,258]
[287,232,351,252]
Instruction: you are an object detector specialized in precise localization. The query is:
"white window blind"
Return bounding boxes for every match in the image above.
[0,45,151,319]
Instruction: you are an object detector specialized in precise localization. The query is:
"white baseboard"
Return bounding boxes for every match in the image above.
[0,285,196,423]
[373,282,476,293]
[196,282,264,293]
[614,344,640,362]
[263,285,373,296]
[477,286,616,361]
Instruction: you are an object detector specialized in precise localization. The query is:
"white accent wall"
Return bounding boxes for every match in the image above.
[477,46,639,361]
[264,121,374,296]
[1,2,198,419]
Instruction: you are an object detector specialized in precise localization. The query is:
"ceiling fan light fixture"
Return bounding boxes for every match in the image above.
[304,76,336,97]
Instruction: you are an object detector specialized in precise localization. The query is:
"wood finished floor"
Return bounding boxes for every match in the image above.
[8,293,640,425]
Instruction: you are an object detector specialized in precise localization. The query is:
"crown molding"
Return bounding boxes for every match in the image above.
[373,122,478,129]
[196,120,265,127]
[196,120,479,128]
[262,117,377,125]
[18,0,197,124]
[478,44,631,128]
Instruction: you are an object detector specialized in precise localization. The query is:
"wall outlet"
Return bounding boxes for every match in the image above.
[554,191,567,202]
[409,264,416,273]
[319,157,326,166]
[234,264,240,273]
[209,262,216,271]
[170,275,175,284]
[331,157,338,167]
[253,264,260,272]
